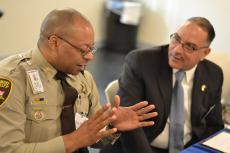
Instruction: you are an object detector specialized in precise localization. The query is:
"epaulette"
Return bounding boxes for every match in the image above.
[0,51,32,76]
[17,52,32,66]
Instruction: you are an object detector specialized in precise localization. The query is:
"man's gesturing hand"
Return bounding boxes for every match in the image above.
[63,103,118,153]
[111,95,158,131]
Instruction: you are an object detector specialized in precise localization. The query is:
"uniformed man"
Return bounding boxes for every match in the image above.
[0,8,158,153]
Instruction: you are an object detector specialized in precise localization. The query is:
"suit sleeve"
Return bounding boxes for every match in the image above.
[120,129,153,153]
[118,51,145,105]
[118,52,153,153]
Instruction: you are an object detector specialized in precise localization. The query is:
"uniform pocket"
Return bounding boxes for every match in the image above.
[25,104,60,142]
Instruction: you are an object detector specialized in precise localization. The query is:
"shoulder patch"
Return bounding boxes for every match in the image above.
[0,78,12,107]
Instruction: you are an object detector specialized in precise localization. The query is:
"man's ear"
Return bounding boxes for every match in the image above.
[200,48,211,61]
[48,35,58,48]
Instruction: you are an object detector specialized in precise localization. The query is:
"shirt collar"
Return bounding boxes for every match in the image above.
[173,65,197,84]
[32,47,80,82]
[32,47,57,81]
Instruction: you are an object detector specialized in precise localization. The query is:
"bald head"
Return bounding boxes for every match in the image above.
[39,8,92,41]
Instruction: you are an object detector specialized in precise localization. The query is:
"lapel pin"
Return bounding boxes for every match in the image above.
[201,84,206,92]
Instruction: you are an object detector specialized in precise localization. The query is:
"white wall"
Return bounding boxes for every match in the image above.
[0,0,106,56]
[139,0,230,54]
[0,0,230,54]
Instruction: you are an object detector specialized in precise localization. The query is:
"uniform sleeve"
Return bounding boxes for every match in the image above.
[0,75,66,153]
[17,137,65,153]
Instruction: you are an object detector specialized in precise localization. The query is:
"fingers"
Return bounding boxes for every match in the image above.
[75,104,119,145]
[136,104,156,115]
[69,106,119,150]
[89,104,117,132]
[90,105,118,141]
[138,112,158,121]
[138,121,155,128]
[93,106,118,140]
[113,95,120,108]
[96,127,117,139]
[128,101,149,111]
[90,103,111,121]
[94,114,116,133]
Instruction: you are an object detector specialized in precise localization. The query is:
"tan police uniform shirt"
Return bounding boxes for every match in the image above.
[0,47,101,153]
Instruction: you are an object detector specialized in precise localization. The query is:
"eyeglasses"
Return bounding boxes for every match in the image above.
[55,35,97,56]
[170,33,208,53]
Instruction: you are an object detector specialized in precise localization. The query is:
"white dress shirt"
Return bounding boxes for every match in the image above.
[151,66,197,149]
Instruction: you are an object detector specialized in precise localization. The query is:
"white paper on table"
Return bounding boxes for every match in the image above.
[202,130,230,152]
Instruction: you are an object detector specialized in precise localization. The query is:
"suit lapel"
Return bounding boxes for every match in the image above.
[191,63,207,125]
[157,49,172,118]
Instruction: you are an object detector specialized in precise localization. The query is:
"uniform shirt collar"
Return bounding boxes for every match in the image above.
[32,47,57,81]
[32,47,80,81]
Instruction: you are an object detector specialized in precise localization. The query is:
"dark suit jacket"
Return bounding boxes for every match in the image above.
[100,45,224,153]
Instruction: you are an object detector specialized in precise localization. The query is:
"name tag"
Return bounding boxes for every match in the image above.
[27,70,44,94]
[75,113,88,129]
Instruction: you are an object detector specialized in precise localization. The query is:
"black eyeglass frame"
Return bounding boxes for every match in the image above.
[170,33,209,53]
[52,35,97,56]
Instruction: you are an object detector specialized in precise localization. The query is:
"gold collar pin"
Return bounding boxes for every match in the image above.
[201,84,206,92]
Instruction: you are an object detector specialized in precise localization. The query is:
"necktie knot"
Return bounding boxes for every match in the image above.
[175,71,185,82]
[55,71,68,81]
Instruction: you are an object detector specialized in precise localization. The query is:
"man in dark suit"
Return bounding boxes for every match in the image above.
[100,17,224,153]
